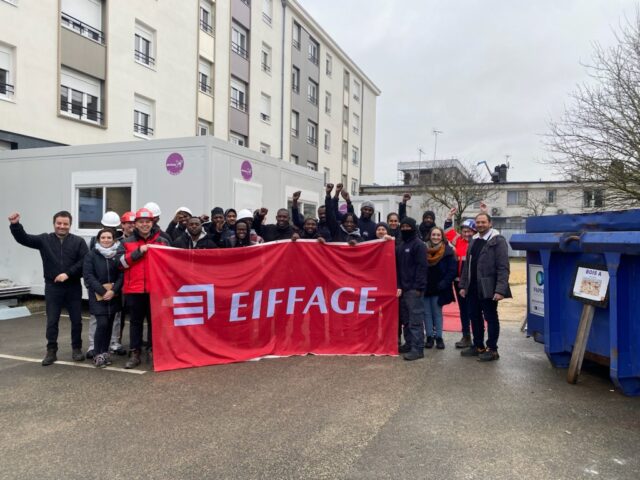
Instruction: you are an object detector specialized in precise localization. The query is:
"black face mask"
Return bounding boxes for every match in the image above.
[423,220,434,229]
[401,230,414,241]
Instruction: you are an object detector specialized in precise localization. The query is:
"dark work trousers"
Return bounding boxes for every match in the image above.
[400,290,425,352]
[468,288,500,350]
[454,280,471,337]
[94,313,117,355]
[44,282,83,351]
[127,293,151,352]
[119,296,128,342]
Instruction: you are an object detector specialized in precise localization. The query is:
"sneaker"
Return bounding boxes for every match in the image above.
[72,349,85,361]
[42,349,57,366]
[85,349,95,360]
[403,350,424,361]
[109,343,127,356]
[435,337,445,350]
[94,353,107,368]
[455,335,472,349]
[104,353,113,366]
[461,346,486,357]
[478,349,500,362]
[124,350,141,369]
[424,336,434,349]
[398,344,411,354]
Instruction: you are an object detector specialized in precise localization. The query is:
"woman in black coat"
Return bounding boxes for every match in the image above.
[83,229,123,368]
[423,227,457,350]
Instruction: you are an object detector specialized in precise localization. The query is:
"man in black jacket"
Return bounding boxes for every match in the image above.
[253,207,294,242]
[396,217,428,361]
[291,190,331,241]
[8,211,89,366]
[172,217,217,249]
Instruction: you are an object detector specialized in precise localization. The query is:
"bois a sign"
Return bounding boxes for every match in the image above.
[147,241,398,371]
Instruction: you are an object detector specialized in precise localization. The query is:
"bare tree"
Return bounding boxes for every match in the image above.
[419,162,498,226]
[523,196,549,217]
[545,14,640,209]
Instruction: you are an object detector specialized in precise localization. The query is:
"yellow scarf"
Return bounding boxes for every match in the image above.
[427,241,446,266]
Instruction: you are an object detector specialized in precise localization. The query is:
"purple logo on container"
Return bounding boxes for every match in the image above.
[241,160,253,181]
[339,203,348,214]
[166,153,184,176]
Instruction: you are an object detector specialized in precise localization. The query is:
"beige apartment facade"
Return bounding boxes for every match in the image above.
[0,0,379,192]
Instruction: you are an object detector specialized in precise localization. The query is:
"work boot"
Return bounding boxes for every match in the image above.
[455,335,472,349]
[435,337,445,349]
[42,349,57,366]
[398,344,411,354]
[72,349,85,361]
[424,336,434,349]
[478,348,500,362]
[125,350,141,369]
[403,350,424,361]
[461,346,485,357]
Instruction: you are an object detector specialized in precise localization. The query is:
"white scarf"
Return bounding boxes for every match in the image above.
[95,242,119,259]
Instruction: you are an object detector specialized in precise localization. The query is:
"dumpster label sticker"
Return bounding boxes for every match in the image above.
[528,264,544,317]
[572,265,610,305]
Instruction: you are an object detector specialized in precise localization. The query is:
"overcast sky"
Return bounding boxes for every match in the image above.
[301,0,637,184]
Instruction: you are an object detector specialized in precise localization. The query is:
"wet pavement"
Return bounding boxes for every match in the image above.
[0,313,638,479]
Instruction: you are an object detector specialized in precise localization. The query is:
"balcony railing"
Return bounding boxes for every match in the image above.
[353,94,360,102]
[230,97,247,112]
[0,82,15,97]
[199,81,212,94]
[292,39,300,50]
[60,101,103,123]
[261,62,271,73]
[260,113,270,122]
[134,50,155,66]
[308,54,319,65]
[61,12,105,44]
[231,42,248,59]
[308,95,318,105]
[262,12,272,25]
[353,126,360,135]
[307,136,318,147]
[200,19,214,35]
[292,84,299,94]
[291,128,298,137]
[240,0,250,6]
[134,123,154,136]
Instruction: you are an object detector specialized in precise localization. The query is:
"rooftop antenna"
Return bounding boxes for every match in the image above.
[432,129,443,160]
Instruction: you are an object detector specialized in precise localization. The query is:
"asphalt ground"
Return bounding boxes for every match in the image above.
[0,313,639,480]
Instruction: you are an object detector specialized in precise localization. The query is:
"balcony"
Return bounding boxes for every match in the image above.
[291,128,299,137]
[261,62,271,73]
[292,84,299,94]
[260,113,270,122]
[134,123,154,136]
[307,136,318,147]
[292,39,300,50]
[60,101,103,124]
[262,12,272,25]
[230,97,247,112]
[200,19,214,35]
[231,42,248,60]
[0,82,14,98]
[308,95,318,106]
[199,81,212,95]
[61,12,104,44]
[134,50,155,67]
[308,54,319,66]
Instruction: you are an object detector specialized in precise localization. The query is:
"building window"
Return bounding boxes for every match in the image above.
[134,21,155,67]
[200,0,214,35]
[60,67,102,124]
[291,154,299,165]
[342,140,348,161]
[133,94,154,136]
[307,79,318,105]
[262,0,272,25]
[352,146,359,165]
[0,44,15,99]
[308,38,319,65]
[292,22,301,49]
[229,131,247,147]
[324,129,331,152]
[260,93,271,122]
[353,80,361,102]
[507,190,528,206]
[307,120,318,146]
[351,178,358,196]
[583,189,604,208]
[326,53,332,77]
[291,110,299,137]
[323,167,330,185]
[198,59,212,95]
[230,77,247,112]
[545,190,556,205]
[61,0,104,44]
[344,70,350,92]
[198,119,211,136]
[324,91,331,115]
[261,43,272,73]
[231,23,248,59]
[77,185,132,230]
[260,143,271,155]
[307,160,318,171]
[352,113,360,135]
[291,66,300,93]
[343,105,349,126]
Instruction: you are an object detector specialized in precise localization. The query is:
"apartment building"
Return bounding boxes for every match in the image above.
[0,0,379,195]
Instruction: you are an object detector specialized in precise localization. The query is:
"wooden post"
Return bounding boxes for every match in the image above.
[567,304,596,384]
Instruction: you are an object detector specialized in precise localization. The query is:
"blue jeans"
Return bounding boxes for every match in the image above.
[400,290,425,352]
[423,295,443,339]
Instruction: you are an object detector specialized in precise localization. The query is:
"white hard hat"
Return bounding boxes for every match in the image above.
[101,211,121,227]
[144,202,162,217]
[175,206,193,216]
[237,209,253,220]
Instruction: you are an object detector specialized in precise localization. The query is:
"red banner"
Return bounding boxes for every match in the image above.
[147,240,398,371]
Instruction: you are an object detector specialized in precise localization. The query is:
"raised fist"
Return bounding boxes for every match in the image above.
[325,183,334,194]
[292,191,301,201]
[8,213,20,224]
[402,193,411,203]
[259,207,268,217]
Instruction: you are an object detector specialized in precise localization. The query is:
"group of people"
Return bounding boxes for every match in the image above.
[7,181,511,369]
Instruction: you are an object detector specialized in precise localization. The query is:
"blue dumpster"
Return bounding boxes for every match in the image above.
[510,209,640,396]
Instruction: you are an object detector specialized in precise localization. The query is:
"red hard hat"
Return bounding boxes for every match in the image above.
[135,208,154,220]
[121,211,136,223]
